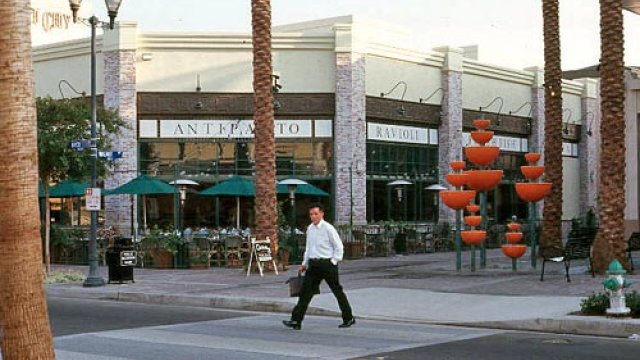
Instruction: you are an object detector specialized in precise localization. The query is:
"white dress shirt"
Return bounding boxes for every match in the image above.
[302,219,344,267]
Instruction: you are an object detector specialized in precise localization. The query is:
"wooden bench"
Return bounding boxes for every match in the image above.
[540,229,596,282]
[629,232,640,271]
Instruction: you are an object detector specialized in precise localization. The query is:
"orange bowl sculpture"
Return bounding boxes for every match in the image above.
[464,215,482,227]
[520,166,545,180]
[470,131,494,146]
[461,230,486,245]
[465,146,500,166]
[466,204,480,213]
[450,161,466,171]
[501,244,527,259]
[505,232,523,244]
[440,190,477,210]
[446,173,468,187]
[506,223,521,231]
[473,119,491,130]
[524,153,541,163]
[465,170,504,192]
[515,182,552,202]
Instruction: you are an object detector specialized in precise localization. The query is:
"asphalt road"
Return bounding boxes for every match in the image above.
[48,298,640,359]
[363,331,640,360]
[48,297,251,336]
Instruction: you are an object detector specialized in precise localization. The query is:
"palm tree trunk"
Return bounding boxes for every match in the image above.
[593,0,628,272]
[251,0,279,253]
[0,1,56,358]
[541,0,563,252]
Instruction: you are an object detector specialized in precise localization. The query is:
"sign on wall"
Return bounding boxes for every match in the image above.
[462,133,528,153]
[367,123,437,145]
[139,120,332,139]
[31,0,93,46]
[562,142,579,157]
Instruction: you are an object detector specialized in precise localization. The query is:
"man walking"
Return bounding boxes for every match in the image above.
[283,204,355,330]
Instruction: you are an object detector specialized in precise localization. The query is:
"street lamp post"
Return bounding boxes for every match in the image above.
[169,179,200,234]
[425,183,447,222]
[278,178,308,264]
[69,0,123,288]
[387,180,412,222]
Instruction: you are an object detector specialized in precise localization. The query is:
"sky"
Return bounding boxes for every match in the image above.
[90,0,640,71]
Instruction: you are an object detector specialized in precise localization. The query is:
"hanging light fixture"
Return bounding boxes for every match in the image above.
[105,0,124,29]
[380,81,408,117]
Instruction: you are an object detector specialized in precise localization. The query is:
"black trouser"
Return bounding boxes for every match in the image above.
[291,258,353,323]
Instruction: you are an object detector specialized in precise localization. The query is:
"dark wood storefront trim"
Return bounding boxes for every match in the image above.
[137,92,335,117]
[366,96,440,126]
[462,109,581,141]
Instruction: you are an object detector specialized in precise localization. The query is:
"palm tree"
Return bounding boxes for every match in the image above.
[593,0,628,272]
[0,1,55,358]
[540,0,564,252]
[251,0,279,252]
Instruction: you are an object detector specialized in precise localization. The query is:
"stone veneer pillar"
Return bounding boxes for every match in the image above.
[527,67,546,157]
[575,79,600,213]
[333,24,367,225]
[526,67,546,219]
[435,47,464,224]
[103,22,138,236]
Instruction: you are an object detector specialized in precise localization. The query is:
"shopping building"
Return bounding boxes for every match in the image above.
[32,15,639,236]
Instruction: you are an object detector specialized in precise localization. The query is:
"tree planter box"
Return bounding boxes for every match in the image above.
[344,242,363,259]
[189,263,210,270]
[149,249,173,269]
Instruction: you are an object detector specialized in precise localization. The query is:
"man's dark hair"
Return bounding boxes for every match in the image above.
[308,203,324,212]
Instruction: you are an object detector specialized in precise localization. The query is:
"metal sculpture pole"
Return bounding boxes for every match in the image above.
[529,202,537,268]
[455,209,462,271]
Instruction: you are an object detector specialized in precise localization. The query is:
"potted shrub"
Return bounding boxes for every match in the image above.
[50,224,73,263]
[189,254,210,269]
[142,226,174,269]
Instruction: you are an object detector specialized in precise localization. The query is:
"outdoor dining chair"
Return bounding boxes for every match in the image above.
[224,235,246,267]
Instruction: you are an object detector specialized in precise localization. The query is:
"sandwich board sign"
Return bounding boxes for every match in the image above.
[246,236,278,277]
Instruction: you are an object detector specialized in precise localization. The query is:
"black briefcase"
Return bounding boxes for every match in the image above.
[286,274,320,297]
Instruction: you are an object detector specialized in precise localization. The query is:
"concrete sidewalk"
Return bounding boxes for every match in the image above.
[47,249,640,338]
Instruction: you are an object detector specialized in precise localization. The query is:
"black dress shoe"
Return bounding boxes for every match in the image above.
[338,318,356,328]
[282,320,301,330]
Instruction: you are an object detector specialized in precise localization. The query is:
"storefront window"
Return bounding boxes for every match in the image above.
[140,140,332,180]
[138,139,333,228]
[365,141,438,223]
[366,142,438,177]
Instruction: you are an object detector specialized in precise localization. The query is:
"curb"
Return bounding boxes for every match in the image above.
[47,287,341,317]
[47,287,640,338]
[454,317,640,338]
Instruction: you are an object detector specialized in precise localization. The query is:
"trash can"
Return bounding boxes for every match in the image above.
[107,237,136,284]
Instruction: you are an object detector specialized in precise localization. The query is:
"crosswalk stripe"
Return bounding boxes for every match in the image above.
[55,350,133,360]
[96,329,361,358]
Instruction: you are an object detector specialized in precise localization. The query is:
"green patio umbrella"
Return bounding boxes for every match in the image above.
[277,183,329,197]
[49,180,89,226]
[48,180,88,198]
[107,175,177,233]
[199,176,255,229]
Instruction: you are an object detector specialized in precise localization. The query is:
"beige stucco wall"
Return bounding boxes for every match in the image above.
[461,73,531,113]
[136,47,336,93]
[364,55,442,104]
[33,39,104,98]
[562,157,580,220]
[561,92,582,124]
